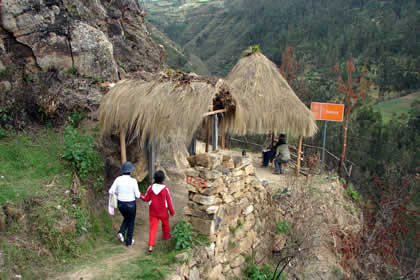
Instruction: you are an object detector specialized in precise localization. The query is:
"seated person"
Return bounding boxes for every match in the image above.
[262,144,277,167]
[274,135,291,174]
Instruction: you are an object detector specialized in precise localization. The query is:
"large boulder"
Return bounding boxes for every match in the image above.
[70,21,118,80]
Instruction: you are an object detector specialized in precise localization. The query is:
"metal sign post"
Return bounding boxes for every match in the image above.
[311,102,345,168]
[321,121,328,164]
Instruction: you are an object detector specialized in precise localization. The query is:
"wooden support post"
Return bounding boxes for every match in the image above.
[296,135,303,176]
[206,116,211,152]
[212,114,218,151]
[188,131,197,156]
[227,132,231,149]
[120,128,127,164]
[148,139,156,184]
[220,118,225,150]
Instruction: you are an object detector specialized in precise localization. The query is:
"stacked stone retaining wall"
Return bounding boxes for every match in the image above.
[170,151,282,280]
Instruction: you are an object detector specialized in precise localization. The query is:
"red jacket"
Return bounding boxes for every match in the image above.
[141,183,175,217]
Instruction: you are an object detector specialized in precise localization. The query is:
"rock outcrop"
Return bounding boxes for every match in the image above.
[0,0,164,122]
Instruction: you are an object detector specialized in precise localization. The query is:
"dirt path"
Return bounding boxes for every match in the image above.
[54,180,188,280]
[54,143,293,279]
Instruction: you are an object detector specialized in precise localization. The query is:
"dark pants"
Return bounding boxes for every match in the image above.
[263,150,276,166]
[118,200,136,246]
[274,158,289,173]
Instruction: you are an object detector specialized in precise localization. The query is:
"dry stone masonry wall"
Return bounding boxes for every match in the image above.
[173,152,280,280]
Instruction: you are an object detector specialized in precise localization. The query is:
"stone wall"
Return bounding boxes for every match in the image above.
[170,152,281,280]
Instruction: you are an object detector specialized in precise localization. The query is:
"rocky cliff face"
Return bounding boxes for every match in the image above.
[0,0,164,124]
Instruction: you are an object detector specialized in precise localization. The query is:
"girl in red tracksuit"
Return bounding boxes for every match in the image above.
[141,170,175,252]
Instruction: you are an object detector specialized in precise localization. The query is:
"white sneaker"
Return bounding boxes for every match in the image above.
[117,233,124,243]
[127,239,135,247]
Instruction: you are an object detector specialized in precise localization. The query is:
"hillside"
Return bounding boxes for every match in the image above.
[146,0,419,97]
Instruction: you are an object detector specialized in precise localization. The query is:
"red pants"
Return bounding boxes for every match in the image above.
[148,214,171,246]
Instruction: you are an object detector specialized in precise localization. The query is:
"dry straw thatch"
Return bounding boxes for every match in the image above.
[226,51,318,137]
[98,72,235,146]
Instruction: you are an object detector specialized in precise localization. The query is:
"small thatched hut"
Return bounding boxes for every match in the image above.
[226,51,317,137]
[99,71,236,164]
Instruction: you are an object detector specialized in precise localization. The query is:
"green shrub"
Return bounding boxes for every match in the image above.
[63,126,103,180]
[68,111,84,128]
[276,220,290,234]
[172,220,193,250]
[93,176,104,190]
[241,45,261,58]
[346,184,360,203]
[138,176,150,194]
[245,264,277,280]
[0,100,15,139]
[70,206,91,235]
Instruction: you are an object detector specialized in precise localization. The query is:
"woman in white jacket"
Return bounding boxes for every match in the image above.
[109,161,140,246]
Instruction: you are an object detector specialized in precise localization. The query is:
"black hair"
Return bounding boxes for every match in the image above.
[278,137,287,145]
[154,170,165,184]
[278,134,287,145]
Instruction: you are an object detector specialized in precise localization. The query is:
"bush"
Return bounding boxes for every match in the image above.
[172,221,193,250]
[276,220,290,234]
[346,184,360,203]
[0,100,15,139]
[68,111,84,128]
[245,264,285,280]
[63,126,103,180]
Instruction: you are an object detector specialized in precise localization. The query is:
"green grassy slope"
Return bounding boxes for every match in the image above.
[0,129,114,279]
[373,91,420,122]
[0,130,70,204]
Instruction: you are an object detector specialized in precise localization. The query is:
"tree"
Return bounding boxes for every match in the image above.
[279,45,309,104]
[335,56,368,173]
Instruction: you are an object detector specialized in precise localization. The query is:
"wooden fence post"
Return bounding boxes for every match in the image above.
[206,116,211,153]
[220,117,225,150]
[296,135,303,175]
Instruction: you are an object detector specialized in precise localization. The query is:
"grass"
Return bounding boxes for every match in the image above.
[0,129,118,279]
[95,241,188,280]
[373,91,420,122]
[0,130,71,204]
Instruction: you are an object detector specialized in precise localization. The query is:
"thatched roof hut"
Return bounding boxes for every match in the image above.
[226,51,317,137]
[98,72,236,147]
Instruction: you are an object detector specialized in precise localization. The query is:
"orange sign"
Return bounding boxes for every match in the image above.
[311,102,344,122]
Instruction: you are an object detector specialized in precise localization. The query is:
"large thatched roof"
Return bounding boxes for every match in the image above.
[99,72,235,146]
[226,52,317,137]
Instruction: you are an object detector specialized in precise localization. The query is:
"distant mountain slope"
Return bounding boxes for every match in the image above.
[147,0,419,95]
[146,20,210,74]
